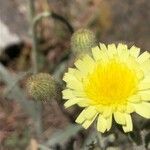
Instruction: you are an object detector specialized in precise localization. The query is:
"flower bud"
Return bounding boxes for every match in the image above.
[26,73,56,101]
[71,29,96,55]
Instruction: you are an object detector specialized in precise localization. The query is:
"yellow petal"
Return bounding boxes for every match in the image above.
[74,59,87,75]
[73,91,86,97]
[122,126,128,132]
[117,43,128,59]
[67,81,83,91]
[97,115,107,133]
[103,106,112,118]
[63,72,74,82]
[128,95,141,103]
[63,89,86,100]
[76,106,97,124]
[107,44,117,58]
[68,68,82,81]
[114,111,126,125]
[124,55,136,68]
[140,60,150,75]
[98,43,109,61]
[136,70,144,80]
[75,55,95,75]
[106,115,112,131]
[63,72,82,87]
[139,74,150,89]
[78,101,89,107]
[83,106,97,120]
[83,55,95,66]
[99,43,107,51]
[82,114,97,129]
[137,51,150,63]
[64,98,83,108]
[139,72,150,83]
[138,82,150,91]
[129,46,140,58]
[64,73,83,91]
[92,46,102,61]
[75,109,86,124]
[117,43,127,50]
[95,105,104,113]
[122,114,133,132]
[139,91,150,101]
[126,103,134,113]
[62,89,74,99]
[134,102,150,118]
[117,105,126,113]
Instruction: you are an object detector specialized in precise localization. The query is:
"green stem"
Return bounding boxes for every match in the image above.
[28,0,42,139]
[28,0,38,74]
[33,11,74,34]
[34,101,43,138]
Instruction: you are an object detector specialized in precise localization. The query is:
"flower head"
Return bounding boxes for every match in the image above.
[62,43,150,132]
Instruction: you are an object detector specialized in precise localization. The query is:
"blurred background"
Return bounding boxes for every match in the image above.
[0,0,150,150]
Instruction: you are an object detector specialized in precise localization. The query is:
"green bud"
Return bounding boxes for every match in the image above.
[71,28,96,55]
[26,73,56,101]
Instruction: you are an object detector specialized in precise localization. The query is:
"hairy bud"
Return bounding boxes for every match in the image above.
[26,73,56,101]
[71,28,96,55]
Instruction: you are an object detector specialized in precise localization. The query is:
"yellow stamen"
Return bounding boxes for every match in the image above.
[84,59,138,106]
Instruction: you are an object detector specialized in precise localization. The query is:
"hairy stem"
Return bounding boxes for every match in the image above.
[28,0,38,74]
[28,0,42,139]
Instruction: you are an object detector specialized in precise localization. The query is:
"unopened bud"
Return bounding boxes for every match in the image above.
[26,73,56,101]
[71,28,96,55]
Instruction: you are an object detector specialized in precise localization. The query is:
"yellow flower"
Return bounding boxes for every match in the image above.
[62,43,150,133]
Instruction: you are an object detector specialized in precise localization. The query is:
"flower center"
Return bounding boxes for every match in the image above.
[84,59,138,105]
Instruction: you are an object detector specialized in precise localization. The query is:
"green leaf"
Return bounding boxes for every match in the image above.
[45,124,82,147]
